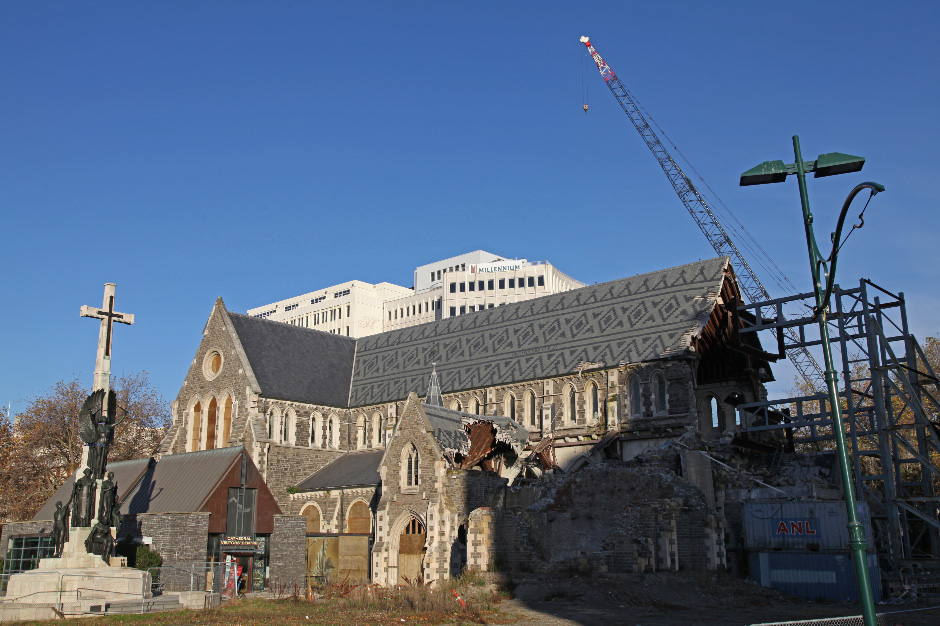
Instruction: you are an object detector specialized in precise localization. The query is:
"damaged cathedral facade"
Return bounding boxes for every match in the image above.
[3,256,790,594]
[152,256,774,586]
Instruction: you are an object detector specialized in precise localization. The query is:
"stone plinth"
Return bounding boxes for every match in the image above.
[0,526,151,621]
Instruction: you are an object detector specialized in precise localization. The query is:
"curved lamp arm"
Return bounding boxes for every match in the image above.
[814,181,886,315]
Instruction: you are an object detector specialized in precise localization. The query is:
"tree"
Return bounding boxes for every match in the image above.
[0,372,170,523]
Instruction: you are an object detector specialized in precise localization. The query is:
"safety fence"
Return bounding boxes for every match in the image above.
[148,561,228,596]
[750,604,940,626]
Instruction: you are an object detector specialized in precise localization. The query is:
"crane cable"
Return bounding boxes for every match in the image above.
[629,91,806,307]
[580,45,589,113]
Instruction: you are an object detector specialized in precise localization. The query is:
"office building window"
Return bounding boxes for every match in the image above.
[508,278,515,288]
[460,282,466,292]
[469,281,475,292]
[488,280,494,290]
[459,306,466,315]
[478,281,484,291]
[499,279,505,289]
[450,283,456,293]
[528,277,535,287]
[538,276,545,287]
[450,307,456,317]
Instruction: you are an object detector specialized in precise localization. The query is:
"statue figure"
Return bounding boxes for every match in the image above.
[84,522,113,564]
[98,472,118,527]
[52,501,70,557]
[78,389,118,480]
[70,468,97,527]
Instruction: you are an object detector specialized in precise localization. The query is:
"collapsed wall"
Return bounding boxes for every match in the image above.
[467,457,725,576]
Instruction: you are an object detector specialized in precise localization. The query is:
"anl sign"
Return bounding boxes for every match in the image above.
[776,519,818,537]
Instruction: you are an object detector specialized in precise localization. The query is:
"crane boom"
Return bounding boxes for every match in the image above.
[580,36,823,386]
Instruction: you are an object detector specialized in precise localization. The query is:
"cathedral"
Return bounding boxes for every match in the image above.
[3,255,775,592]
[154,255,772,586]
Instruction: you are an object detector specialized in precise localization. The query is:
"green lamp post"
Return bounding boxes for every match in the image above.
[741,135,884,626]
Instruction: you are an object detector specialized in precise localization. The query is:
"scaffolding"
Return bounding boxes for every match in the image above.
[735,278,940,593]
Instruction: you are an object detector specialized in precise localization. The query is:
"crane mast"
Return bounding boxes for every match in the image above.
[580,36,823,386]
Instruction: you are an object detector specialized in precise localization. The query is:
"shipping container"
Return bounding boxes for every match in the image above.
[748,551,881,603]
[743,501,873,551]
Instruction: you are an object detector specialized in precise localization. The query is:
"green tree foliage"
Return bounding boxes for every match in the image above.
[0,372,169,523]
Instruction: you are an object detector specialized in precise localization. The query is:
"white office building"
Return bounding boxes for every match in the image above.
[248,251,585,338]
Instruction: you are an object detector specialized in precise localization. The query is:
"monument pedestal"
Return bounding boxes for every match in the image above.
[0,527,152,622]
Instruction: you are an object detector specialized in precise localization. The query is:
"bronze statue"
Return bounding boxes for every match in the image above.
[98,472,118,527]
[84,522,113,564]
[70,468,97,527]
[52,501,70,557]
[79,389,118,480]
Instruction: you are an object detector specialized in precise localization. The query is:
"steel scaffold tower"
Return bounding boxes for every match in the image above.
[736,281,940,590]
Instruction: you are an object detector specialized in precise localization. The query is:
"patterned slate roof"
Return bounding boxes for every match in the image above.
[295,449,384,491]
[228,312,356,407]
[348,257,729,406]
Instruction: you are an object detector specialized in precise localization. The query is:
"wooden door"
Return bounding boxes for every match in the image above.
[398,518,426,585]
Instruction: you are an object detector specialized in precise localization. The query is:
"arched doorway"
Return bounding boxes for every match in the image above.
[398,517,426,584]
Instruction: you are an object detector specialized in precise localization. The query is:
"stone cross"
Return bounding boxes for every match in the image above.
[80,283,134,396]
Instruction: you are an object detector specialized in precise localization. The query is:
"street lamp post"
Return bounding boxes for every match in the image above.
[741,135,884,626]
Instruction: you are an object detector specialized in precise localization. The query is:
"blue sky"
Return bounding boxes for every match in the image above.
[2,1,938,416]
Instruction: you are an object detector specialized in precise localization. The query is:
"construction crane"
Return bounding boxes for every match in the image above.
[579,35,823,386]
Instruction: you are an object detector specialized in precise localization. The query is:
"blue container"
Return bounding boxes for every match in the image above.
[748,551,882,603]
[743,501,873,551]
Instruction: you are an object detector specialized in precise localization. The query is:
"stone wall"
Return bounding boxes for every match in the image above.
[466,462,725,578]
[138,512,209,565]
[264,445,346,510]
[270,515,306,589]
[286,487,378,533]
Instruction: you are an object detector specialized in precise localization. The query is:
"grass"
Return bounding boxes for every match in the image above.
[11,571,516,626]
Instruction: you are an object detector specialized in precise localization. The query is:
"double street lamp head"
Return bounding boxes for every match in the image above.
[740,152,866,186]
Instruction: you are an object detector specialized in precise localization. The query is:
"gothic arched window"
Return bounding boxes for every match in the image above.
[630,378,642,418]
[526,390,538,427]
[403,444,419,489]
[653,373,668,415]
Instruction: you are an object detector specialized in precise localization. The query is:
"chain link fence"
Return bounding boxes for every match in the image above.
[751,615,888,626]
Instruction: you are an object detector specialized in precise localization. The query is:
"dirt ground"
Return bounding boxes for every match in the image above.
[495,572,940,626]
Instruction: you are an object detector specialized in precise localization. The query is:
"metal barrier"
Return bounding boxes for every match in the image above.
[149,561,227,596]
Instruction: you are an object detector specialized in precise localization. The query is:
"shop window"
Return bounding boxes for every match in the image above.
[0,536,54,592]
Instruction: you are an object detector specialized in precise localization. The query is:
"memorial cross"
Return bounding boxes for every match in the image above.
[80,283,134,395]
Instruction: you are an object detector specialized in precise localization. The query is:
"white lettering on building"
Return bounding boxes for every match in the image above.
[470,260,527,274]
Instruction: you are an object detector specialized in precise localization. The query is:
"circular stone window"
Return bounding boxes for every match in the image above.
[203,350,223,381]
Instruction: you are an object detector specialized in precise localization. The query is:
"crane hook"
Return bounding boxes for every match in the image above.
[583,104,589,114]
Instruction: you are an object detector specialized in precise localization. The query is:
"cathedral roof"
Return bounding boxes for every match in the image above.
[227,311,356,407]
[349,257,731,406]
[295,449,384,491]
